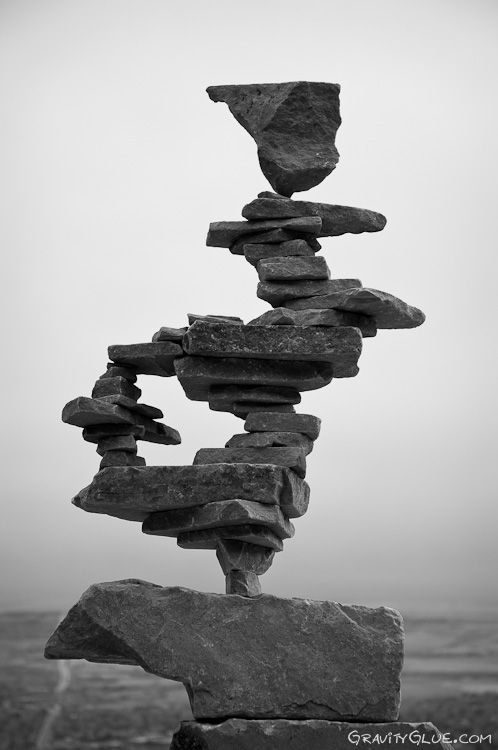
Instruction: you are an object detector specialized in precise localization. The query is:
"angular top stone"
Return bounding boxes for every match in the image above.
[207,82,341,196]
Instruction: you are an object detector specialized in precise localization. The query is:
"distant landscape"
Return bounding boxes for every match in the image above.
[1,610,497,749]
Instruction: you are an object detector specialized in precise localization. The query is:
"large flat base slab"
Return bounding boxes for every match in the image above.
[170,719,452,749]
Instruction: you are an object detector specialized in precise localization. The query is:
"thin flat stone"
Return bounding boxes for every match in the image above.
[257,256,330,282]
[226,431,314,455]
[178,525,284,551]
[45,581,403,721]
[284,287,426,328]
[83,424,146,443]
[230,403,296,419]
[243,197,320,220]
[96,434,137,455]
[194,447,307,478]
[225,571,261,597]
[175,356,333,402]
[142,499,294,539]
[151,326,188,343]
[183,322,362,377]
[99,452,145,469]
[187,313,244,325]
[95,395,163,420]
[73,464,309,520]
[257,278,362,306]
[108,342,182,377]
[245,412,321,440]
[100,363,137,382]
[216,540,275,574]
[62,397,137,427]
[207,217,322,248]
[209,384,301,406]
[171,720,451,750]
[92,377,141,401]
[244,239,316,266]
[207,82,341,196]
[230,229,296,254]
[248,306,377,337]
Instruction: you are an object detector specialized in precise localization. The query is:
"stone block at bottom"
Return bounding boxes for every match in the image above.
[170,720,453,750]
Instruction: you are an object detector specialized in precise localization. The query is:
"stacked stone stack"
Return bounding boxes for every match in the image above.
[45,82,450,750]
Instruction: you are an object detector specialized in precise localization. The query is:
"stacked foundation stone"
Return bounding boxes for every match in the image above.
[45,82,451,749]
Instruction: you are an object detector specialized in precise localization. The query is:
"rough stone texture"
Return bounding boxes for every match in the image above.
[209,384,301,406]
[230,229,296,254]
[99,452,145,469]
[193,447,307,479]
[216,539,275,574]
[73,464,309,520]
[171,720,451,750]
[178,525,284,551]
[142,499,295,539]
[151,326,188,343]
[45,581,403,721]
[96,395,163,420]
[108,342,182,377]
[175,356,333,401]
[248,306,377,337]
[257,278,362,306]
[257,256,330,282]
[245,412,321,440]
[242,197,387,237]
[183,322,362,377]
[207,82,341,196]
[206,217,322,248]
[100,363,137,382]
[210,400,296,419]
[226,431,314,455]
[83,424,146,443]
[244,239,316,266]
[96,434,137,455]
[92,376,141,401]
[284,287,426,328]
[187,313,243,326]
[225,571,261,597]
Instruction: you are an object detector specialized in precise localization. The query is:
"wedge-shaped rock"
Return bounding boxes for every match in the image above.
[175,356,333,401]
[92,376,141,401]
[226,431,314,455]
[243,197,387,236]
[45,581,403,721]
[96,394,163,420]
[178,525,284,551]
[285,287,426,328]
[171,720,450,750]
[257,256,330,282]
[207,82,341,196]
[216,539,275,574]
[73,464,309,520]
[143,499,295,539]
[207,217,322,248]
[245,412,321,440]
[183,322,361,377]
[194,447,307,478]
[187,313,243,325]
[244,239,316,266]
[108,342,182,377]
[258,278,361,306]
[151,326,188,343]
[100,363,137,381]
[225,571,261,597]
[249,306,377,337]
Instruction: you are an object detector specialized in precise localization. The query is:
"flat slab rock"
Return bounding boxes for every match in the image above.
[226,431,314,455]
[285,287,426,329]
[244,239,316,266]
[245,412,321,439]
[257,255,330,282]
[249,306,377,337]
[73,463,309,520]
[45,581,403,721]
[108,342,182,377]
[207,82,341,196]
[258,278,362,306]
[194,446,307,478]
[171,720,451,750]
[206,216,322,248]
[177,524,284,551]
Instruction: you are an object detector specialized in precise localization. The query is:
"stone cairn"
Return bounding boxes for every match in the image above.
[45,82,450,749]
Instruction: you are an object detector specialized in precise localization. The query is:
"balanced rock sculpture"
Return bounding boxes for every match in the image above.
[45,82,450,749]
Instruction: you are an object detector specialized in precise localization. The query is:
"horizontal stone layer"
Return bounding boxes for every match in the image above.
[248,306,377,337]
[92,376,141,401]
[210,401,296,419]
[257,256,330,282]
[244,239,316,266]
[108,342,182,377]
[73,463,309,520]
[258,278,361,306]
[226,431,314,455]
[45,581,403,721]
[207,217,322,248]
[231,231,321,255]
[177,524,284,551]
[194,446,307,478]
[187,313,244,325]
[95,395,163,420]
[209,384,301,406]
[151,326,188,343]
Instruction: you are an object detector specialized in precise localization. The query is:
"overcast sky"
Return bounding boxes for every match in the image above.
[1,0,497,615]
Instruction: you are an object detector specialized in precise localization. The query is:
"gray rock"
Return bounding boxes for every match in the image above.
[175,356,333,402]
[45,581,403,721]
[245,412,321,440]
[193,447,307,479]
[108,342,182,377]
[100,363,137,381]
[216,539,275,574]
[178,525,284,551]
[96,435,137,455]
[226,431,314,455]
[62,397,137,427]
[171,720,451,750]
[92,377,141,401]
[243,197,387,237]
[83,424,146,443]
[183,322,362,377]
[257,191,288,200]
[230,229,297,255]
[99,452,145,470]
[151,326,188,343]
[209,384,301,406]
[248,306,377,337]
[225,571,261,597]
[73,464,309,520]
[258,278,362,306]
[207,82,341,196]
[285,287,426,328]
[139,420,181,446]
[244,239,316,266]
[257,256,330,282]
[187,313,244,325]
[142,499,295,539]
[207,217,322,248]
[95,395,163,420]
[227,402,296,419]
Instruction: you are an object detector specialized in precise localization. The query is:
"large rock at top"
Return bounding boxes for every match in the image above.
[73,463,309,520]
[45,581,403,721]
[207,82,341,196]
